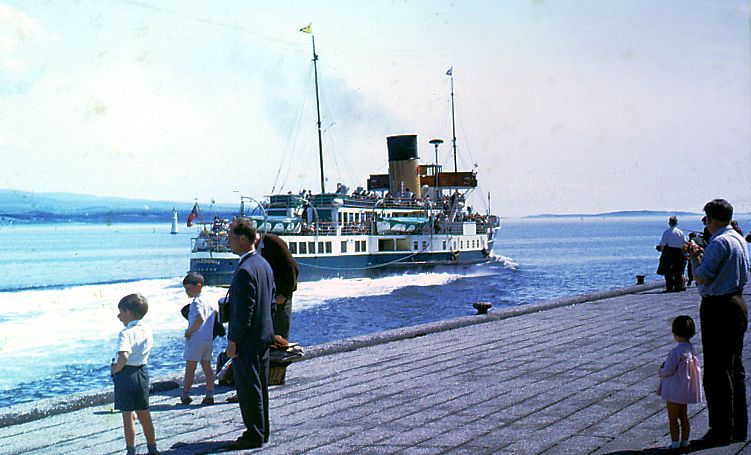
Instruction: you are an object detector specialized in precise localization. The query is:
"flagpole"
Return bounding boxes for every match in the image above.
[311,35,326,194]
[195,201,205,228]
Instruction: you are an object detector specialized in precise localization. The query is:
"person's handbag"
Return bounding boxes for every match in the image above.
[218,294,230,323]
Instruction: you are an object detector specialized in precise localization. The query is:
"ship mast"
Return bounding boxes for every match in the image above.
[302,24,326,194]
[448,67,457,173]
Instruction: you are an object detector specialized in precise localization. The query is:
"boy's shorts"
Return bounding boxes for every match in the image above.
[184,339,213,362]
[113,365,149,412]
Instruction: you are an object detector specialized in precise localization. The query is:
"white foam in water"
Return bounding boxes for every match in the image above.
[292,271,483,311]
[0,279,229,356]
[0,273,478,357]
[0,278,234,393]
[490,253,518,270]
[0,272,477,393]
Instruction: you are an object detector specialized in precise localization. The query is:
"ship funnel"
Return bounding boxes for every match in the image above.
[386,135,421,199]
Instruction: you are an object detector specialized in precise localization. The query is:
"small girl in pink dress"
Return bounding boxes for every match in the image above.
[657,315,703,449]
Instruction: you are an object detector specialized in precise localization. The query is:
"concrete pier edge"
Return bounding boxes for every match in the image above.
[0,280,664,429]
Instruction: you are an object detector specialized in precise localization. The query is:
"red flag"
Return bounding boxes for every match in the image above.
[186,203,198,227]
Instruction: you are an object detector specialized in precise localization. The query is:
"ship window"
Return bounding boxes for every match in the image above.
[318,242,324,254]
[355,242,361,253]
[289,242,297,254]
[360,241,366,252]
[414,241,418,250]
[338,213,343,224]
[422,241,428,250]
[308,242,315,254]
[378,239,395,251]
[395,239,410,251]
[341,241,347,253]
[299,242,307,254]
[325,241,332,253]
[442,241,447,250]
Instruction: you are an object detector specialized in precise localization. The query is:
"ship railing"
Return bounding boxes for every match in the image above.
[298,221,371,236]
[291,217,496,238]
[377,198,426,210]
[435,222,465,235]
[191,236,232,253]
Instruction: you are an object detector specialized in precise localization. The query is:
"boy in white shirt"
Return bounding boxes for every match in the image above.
[180,272,217,405]
[111,293,158,455]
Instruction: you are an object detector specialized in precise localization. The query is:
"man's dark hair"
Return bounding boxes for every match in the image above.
[703,199,733,223]
[183,272,204,286]
[672,315,696,339]
[231,217,258,242]
[118,293,149,319]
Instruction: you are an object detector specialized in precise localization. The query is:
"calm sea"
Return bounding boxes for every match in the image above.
[0,215,715,408]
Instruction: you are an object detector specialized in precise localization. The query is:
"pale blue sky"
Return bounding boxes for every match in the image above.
[1,0,749,217]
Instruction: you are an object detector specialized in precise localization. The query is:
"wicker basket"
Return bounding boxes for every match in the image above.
[269,361,288,385]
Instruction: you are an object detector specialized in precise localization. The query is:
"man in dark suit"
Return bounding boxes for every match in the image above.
[225,218,276,450]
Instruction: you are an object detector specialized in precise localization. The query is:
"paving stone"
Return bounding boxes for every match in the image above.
[3,285,751,455]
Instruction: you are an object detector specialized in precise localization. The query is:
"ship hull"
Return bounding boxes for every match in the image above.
[190,248,491,286]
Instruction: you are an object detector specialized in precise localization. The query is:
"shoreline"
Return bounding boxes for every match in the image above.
[0,280,663,429]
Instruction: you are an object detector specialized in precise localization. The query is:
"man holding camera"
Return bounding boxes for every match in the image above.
[687,199,750,446]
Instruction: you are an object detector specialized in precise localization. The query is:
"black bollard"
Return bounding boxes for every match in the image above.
[473,302,492,315]
[636,275,646,285]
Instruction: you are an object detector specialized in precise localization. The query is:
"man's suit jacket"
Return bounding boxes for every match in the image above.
[228,251,276,354]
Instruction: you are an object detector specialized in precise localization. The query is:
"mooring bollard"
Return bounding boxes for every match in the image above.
[473,301,492,315]
[636,275,646,285]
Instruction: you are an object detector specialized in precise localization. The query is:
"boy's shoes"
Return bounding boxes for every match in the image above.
[201,396,214,405]
[227,394,239,403]
[179,395,192,405]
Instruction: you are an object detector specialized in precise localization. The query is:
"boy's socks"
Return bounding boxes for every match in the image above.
[126,446,136,455]
[147,442,158,454]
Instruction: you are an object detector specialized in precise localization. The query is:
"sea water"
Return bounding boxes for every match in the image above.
[0,216,712,408]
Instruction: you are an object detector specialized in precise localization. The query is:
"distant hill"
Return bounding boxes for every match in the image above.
[525,210,700,219]
[0,189,237,224]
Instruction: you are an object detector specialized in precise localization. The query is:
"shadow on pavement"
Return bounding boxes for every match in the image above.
[163,440,234,454]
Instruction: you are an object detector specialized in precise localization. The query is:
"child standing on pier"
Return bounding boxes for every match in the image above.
[657,315,702,449]
[111,293,158,455]
[180,272,217,405]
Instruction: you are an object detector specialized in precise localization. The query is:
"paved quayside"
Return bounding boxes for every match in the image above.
[2,282,751,454]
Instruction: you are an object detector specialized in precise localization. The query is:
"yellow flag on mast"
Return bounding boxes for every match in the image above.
[299,23,312,34]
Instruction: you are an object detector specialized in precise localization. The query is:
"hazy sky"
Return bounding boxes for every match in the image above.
[1,1,749,217]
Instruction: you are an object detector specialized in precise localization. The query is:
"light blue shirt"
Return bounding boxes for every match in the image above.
[695,225,749,297]
[659,226,686,249]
